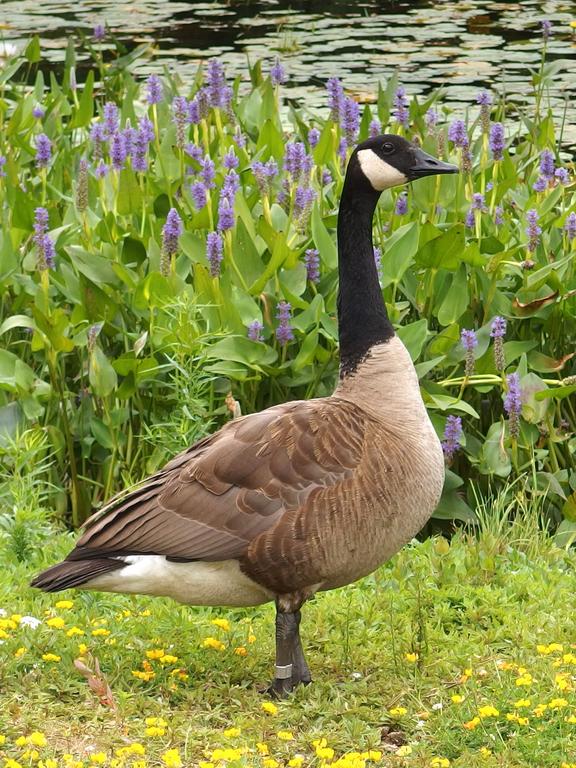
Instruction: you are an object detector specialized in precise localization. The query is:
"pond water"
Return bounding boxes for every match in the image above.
[1,0,575,140]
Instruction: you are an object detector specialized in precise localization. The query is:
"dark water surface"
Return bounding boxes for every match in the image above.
[1,0,575,139]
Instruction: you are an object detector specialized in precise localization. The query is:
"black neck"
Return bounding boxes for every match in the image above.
[337,177,394,376]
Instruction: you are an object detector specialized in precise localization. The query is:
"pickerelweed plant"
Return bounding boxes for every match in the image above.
[0,31,574,532]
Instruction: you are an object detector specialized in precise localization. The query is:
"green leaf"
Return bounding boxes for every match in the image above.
[69,69,94,128]
[416,224,465,270]
[535,384,576,402]
[311,204,337,270]
[381,222,419,287]
[480,421,511,478]
[396,319,428,361]
[206,336,277,367]
[24,36,42,63]
[293,330,318,371]
[437,265,469,325]
[117,168,143,215]
[89,346,118,397]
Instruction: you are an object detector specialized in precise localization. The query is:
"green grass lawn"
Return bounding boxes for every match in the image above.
[2,526,576,768]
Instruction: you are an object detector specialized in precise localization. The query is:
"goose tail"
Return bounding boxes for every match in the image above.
[31,557,124,593]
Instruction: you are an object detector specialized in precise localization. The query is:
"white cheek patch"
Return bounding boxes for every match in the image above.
[357,149,408,191]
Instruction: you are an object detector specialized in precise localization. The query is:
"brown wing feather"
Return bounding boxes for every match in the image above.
[71,399,370,568]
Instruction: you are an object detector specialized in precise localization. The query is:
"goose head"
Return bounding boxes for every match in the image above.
[350,134,458,193]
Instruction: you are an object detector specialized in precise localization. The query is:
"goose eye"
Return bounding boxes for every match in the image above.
[381,142,395,155]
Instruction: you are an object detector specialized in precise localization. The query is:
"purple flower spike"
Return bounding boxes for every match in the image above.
[35,133,52,168]
[190,180,207,210]
[555,168,570,185]
[206,59,227,108]
[294,186,316,230]
[185,143,203,163]
[395,192,408,216]
[476,90,492,106]
[541,19,552,40]
[564,212,576,242]
[494,205,504,226]
[217,195,235,231]
[392,86,409,128]
[132,130,149,172]
[308,127,321,149]
[322,169,333,187]
[491,315,507,372]
[461,328,478,377]
[95,160,109,179]
[0,156,6,178]
[32,104,45,119]
[206,231,223,277]
[304,248,320,284]
[465,209,475,229]
[247,320,264,342]
[539,149,555,179]
[441,415,463,461]
[223,148,238,170]
[222,169,240,203]
[93,23,106,42]
[172,96,189,148]
[526,209,542,253]
[200,156,216,189]
[110,132,126,171]
[448,119,469,149]
[103,102,119,137]
[533,176,547,193]
[252,159,278,195]
[270,58,287,86]
[342,97,360,143]
[33,207,55,270]
[369,118,382,138]
[504,372,522,438]
[373,246,382,275]
[471,192,487,211]
[425,108,439,133]
[161,208,183,274]
[275,301,295,346]
[489,122,505,161]
[146,74,163,105]
[326,77,345,122]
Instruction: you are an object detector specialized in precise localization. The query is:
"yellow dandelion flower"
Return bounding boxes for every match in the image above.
[146,648,165,659]
[131,670,155,681]
[405,652,418,663]
[248,633,257,644]
[549,697,569,709]
[115,743,145,757]
[430,758,450,768]
[145,726,165,737]
[4,760,24,768]
[517,717,529,726]
[256,743,270,756]
[570,20,576,28]
[532,704,548,717]
[396,746,412,757]
[89,753,107,764]
[55,600,74,609]
[139,609,151,617]
[91,628,110,637]
[223,727,241,738]
[159,654,178,664]
[202,637,225,651]
[263,760,279,768]
[78,643,88,655]
[479,747,492,758]
[316,747,335,760]
[28,732,47,747]
[15,736,27,747]
[514,699,531,708]
[42,760,59,768]
[451,695,464,704]
[277,730,294,741]
[367,750,382,761]
[132,762,146,768]
[234,646,247,656]
[312,739,327,749]
[478,705,499,719]
[66,627,85,637]
[388,706,407,717]
[0,735,6,745]
[211,618,231,632]
[41,653,61,662]
[565,715,576,724]
[161,749,182,768]
[515,673,533,686]
[289,757,304,767]
[555,673,572,691]
[46,617,65,629]
[210,749,244,762]
[14,646,26,658]
[199,763,214,768]
[261,702,278,715]
[463,717,481,730]
[145,717,167,727]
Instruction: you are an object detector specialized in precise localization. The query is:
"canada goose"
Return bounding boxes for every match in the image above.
[32,135,458,695]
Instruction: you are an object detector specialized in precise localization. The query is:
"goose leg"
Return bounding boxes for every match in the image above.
[267,607,311,697]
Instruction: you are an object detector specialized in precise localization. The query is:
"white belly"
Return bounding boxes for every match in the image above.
[84,556,274,607]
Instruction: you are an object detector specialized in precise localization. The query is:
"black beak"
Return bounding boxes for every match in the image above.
[408,147,459,179]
